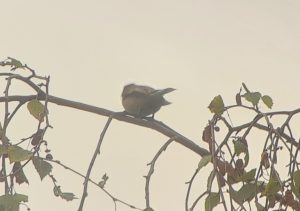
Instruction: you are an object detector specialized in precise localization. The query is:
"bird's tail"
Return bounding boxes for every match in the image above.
[162,99,172,106]
[151,88,176,96]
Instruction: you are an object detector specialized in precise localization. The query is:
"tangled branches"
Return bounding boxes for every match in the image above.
[1,58,300,211]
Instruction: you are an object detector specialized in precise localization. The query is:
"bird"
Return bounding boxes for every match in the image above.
[121,83,175,118]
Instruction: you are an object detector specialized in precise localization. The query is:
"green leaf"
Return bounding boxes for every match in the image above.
[12,162,29,185]
[244,150,249,167]
[263,177,281,196]
[238,183,257,202]
[0,122,3,138]
[242,82,250,93]
[255,202,264,211]
[27,99,47,121]
[0,193,28,211]
[198,155,212,170]
[0,122,9,144]
[7,146,32,163]
[0,145,8,156]
[98,173,109,188]
[230,183,257,205]
[8,57,23,69]
[261,95,273,109]
[60,192,77,201]
[243,92,261,106]
[32,157,52,180]
[229,187,242,205]
[233,140,247,156]
[293,170,300,197]
[205,192,220,211]
[143,208,154,211]
[208,95,225,115]
[53,186,62,197]
[238,168,256,182]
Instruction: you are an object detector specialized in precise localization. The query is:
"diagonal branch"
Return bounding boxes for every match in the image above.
[0,94,210,157]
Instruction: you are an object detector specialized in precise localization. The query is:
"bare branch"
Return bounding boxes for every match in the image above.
[185,168,200,211]
[78,116,113,211]
[45,158,143,210]
[0,94,210,157]
[144,138,174,209]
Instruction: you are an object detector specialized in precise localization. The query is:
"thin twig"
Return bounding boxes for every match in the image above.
[45,158,143,210]
[190,191,208,211]
[144,138,174,208]
[78,116,112,211]
[185,168,200,211]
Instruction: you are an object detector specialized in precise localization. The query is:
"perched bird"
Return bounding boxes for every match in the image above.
[121,83,175,118]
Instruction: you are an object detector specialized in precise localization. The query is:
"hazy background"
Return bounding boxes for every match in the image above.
[1,0,300,210]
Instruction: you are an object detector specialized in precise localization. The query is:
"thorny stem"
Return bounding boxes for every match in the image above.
[144,138,174,208]
[78,116,112,211]
[2,64,300,210]
[45,158,143,210]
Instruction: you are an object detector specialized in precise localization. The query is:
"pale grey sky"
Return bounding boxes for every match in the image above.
[1,1,300,211]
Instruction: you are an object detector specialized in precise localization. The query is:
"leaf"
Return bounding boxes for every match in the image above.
[233,140,247,156]
[60,192,77,201]
[198,155,212,170]
[53,186,62,197]
[260,151,270,169]
[263,177,281,196]
[12,162,29,185]
[238,183,257,202]
[0,122,9,144]
[0,193,28,211]
[202,125,212,143]
[243,92,261,106]
[8,57,23,69]
[32,157,52,180]
[0,122,3,138]
[238,168,256,183]
[293,170,300,197]
[27,99,47,121]
[255,202,264,211]
[261,95,273,109]
[205,192,220,211]
[98,173,109,188]
[31,129,44,146]
[7,146,32,163]
[231,183,257,205]
[208,95,225,115]
[242,82,250,93]
[244,150,249,167]
[0,145,8,156]
[229,186,242,205]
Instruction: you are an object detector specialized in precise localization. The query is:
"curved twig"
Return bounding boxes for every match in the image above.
[78,116,113,211]
[144,138,174,208]
[185,168,200,211]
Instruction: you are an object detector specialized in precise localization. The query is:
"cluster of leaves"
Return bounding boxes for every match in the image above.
[3,58,300,211]
[0,59,76,211]
[208,82,273,115]
[0,57,24,71]
[196,83,300,211]
[0,100,76,210]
